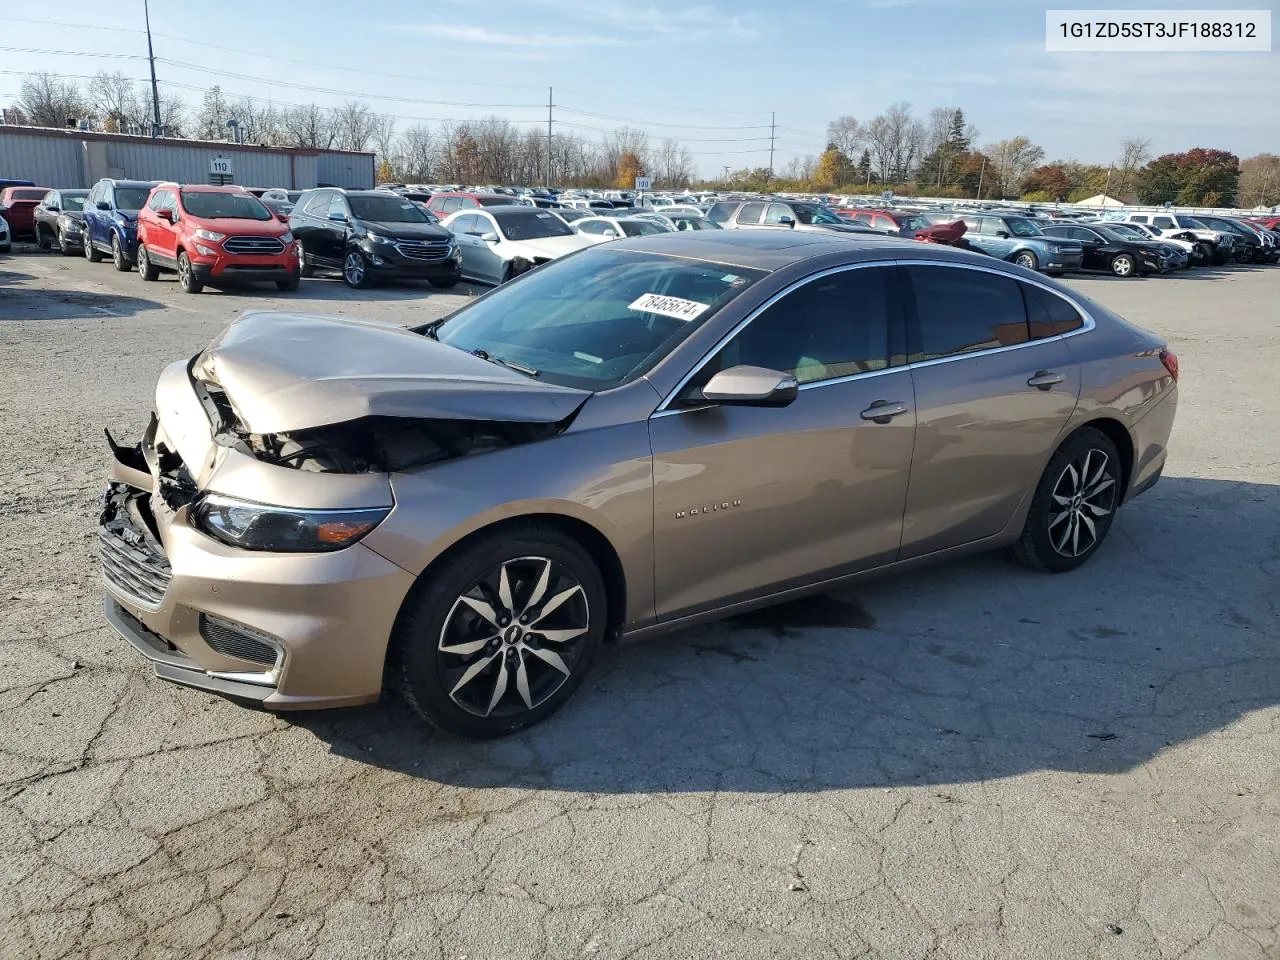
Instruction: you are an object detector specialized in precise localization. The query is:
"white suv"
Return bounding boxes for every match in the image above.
[1121,212,1235,264]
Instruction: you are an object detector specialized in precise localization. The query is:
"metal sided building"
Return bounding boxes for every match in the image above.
[0,126,374,190]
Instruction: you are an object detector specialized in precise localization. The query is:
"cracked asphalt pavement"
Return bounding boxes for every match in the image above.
[2,249,1278,959]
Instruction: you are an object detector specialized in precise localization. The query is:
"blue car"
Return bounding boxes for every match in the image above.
[961,213,1084,276]
[82,179,159,272]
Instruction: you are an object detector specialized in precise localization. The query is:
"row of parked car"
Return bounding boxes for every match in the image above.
[4,178,1278,293]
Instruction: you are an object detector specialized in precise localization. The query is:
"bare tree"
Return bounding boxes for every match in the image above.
[88,71,140,132]
[1114,136,1152,199]
[825,116,864,157]
[924,107,955,158]
[196,86,232,140]
[333,100,379,152]
[372,114,399,172]
[864,102,916,183]
[983,136,1046,197]
[19,72,90,128]
[654,138,694,187]
[279,103,335,149]
[395,124,434,180]
[228,97,279,145]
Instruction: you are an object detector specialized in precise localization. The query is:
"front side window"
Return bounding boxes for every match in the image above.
[302,192,330,216]
[712,267,895,385]
[327,196,349,220]
[450,213,479,235]
[736,202,766,225]
[793,203,843,225]
[764,203,794,225]
[1005,217,1044,238]
[620,219,668,237]
[180,191,272,220]
[430,249,766,391]
[906,265,1028,361]
[147,191,166,211]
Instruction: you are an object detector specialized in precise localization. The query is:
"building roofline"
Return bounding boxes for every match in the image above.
[0,124,374,158]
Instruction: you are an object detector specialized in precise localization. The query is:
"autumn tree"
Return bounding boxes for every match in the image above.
[1239,154,1280,208]
[1021,164,1073,200]
[814,146,850,188]
[1137,149,1239,206]
[615,150,646,190]
[983,136,1045,197]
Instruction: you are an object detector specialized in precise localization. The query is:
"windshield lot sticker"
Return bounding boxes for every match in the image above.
[628,293,709,321]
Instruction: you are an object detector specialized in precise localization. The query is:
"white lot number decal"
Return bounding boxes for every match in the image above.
[628,293,709,321]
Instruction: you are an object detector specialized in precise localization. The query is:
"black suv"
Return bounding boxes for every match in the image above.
[289,188,462,288]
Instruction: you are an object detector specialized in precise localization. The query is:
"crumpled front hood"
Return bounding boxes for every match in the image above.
[195,311,591,435]
[506,234,597,259]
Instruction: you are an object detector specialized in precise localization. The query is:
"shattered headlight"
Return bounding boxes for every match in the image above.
[191,494,389,553]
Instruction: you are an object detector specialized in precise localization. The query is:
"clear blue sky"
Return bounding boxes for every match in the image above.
[3,0,1277,177]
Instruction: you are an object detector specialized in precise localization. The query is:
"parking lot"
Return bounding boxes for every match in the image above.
[2,247,1278,960]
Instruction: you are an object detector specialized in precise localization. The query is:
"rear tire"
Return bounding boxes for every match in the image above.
[137,245,159,281]
[177,252,203,294]
[392,526,607,738]
[1009,427,1122,573]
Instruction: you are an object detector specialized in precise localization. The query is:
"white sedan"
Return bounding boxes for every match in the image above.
[441,206,597,284]
[572,216,674,244]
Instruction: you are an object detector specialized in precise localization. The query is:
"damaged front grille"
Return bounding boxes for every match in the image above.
[99,483,172,609]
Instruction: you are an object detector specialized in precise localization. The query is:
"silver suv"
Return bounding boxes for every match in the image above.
[1121,212,1235,265]
[713,199,880,235]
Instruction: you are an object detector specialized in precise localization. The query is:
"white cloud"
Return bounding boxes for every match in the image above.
[407,22,621,47]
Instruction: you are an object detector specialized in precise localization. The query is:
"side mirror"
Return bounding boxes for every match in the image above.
[697,365,798,408]
[778,216,795,228]
[46,204,60,213]
[479,231,499,243]
[97,201,111,211]
[276,211,288,222]
[156,208,174,222]
[995,230,1010,239]
[328,211,347,222]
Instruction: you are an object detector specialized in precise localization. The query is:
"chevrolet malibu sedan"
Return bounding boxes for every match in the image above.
[100,231,1178,738]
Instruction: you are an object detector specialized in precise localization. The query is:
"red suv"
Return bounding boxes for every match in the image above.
[0,185,51,239]
[136,184,299,294]
[423,191,515,220]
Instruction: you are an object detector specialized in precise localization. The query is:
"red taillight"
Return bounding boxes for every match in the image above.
[1160,347,1179,381]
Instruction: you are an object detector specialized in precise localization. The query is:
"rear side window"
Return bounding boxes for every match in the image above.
[1153,216,1175,229]
[1021,283,1085,339]
[736,202,766,225]
[706,202,739,223]
[906,265,1029,361]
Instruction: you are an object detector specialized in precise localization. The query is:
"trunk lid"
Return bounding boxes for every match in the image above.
[196,310,591,435]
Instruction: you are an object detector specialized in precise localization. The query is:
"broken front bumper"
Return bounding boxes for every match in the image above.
[98,366,417,709]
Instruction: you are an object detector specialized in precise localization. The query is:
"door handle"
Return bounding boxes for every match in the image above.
[1027,370,1064,390]
[860,400,909,423]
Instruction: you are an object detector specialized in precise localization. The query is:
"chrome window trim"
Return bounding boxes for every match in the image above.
[652,257,1095,418]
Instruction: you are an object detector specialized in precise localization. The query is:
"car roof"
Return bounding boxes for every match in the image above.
[607,229,927,271]
[105,180,159,188]
[162,183,249,193]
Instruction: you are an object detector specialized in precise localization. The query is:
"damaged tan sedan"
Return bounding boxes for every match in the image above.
[101,231,1178,737]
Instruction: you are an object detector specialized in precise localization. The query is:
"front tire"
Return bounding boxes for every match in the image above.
[111,233,132,272]
[1009,427,1122,573]
[342,250,370,288]
[1013,250,1039,271]
[297,242,314,278]
[392,526,607,738]
[58,229,74,256]
[37,225,54,251]
[177,252,203,294]
[1110,254,1135,277]
[137,245,159,281]
[85,236,103,262]
[276,275,300,292]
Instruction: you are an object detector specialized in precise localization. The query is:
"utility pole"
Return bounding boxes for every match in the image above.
[143,0,162,137]
[546,87,553,189]
[722,165,730,183]
[976,155,986,200]
[768,111,775,182]
[1104,163,1113,201]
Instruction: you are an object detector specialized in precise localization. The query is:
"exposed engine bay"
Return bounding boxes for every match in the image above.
[193,373,571,475]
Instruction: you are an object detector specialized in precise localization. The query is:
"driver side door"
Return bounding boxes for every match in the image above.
[648,264,916,621]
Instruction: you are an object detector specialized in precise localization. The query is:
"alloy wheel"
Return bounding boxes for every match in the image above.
[112,235,123,268]
[1047,449,1116,558]
[178,256,190,286]
[1015,252,1036,270]
[1112,255,1133,277]
[344,252,365,285]
[438,556,590,718]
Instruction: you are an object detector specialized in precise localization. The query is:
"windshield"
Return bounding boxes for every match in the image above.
[348,195,430,222]
[431,248,766,390]
[1004,217,1044,237]
[1179,216,1207,229]
[62,194,87,212]
[497,210,574,241]
[114,187,152,211]
[620,219,670,236]
[1104,223,1148,241]
[792,203,844,225]
[180,191,273,221]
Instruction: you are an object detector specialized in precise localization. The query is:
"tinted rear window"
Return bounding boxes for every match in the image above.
[1022,283,1084,339]
[13,189,47,202]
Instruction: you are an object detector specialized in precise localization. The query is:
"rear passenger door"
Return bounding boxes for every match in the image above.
[84,183,104,250]
[899,264,1082,558]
